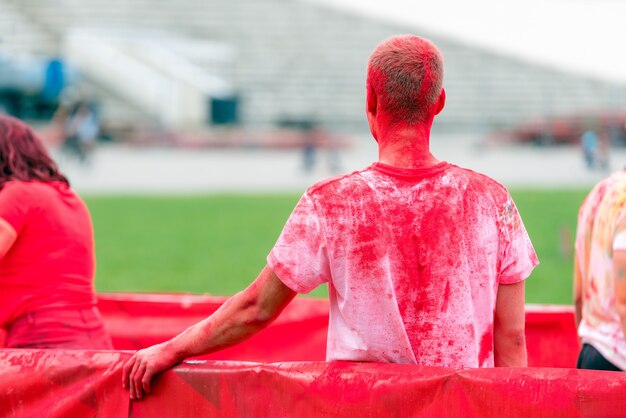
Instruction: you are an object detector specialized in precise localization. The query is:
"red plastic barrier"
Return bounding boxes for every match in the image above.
[0,349,131,418]
[525,304,580,368]
[97,294,580,367]
[98,293,329,362]
[1,349,625,418]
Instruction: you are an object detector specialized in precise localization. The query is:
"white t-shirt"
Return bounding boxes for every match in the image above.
[268,162,538,367]
[576,170,626,370]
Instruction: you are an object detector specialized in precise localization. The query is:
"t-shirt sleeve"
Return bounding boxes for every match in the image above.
[0,183,31,234]
[267,191,330,294]
[497,196,539,284]
[613,202,626,250]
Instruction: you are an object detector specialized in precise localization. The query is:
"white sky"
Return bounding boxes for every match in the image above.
[309,0,626,84]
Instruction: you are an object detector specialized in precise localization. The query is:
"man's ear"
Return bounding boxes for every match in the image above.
[367,85,377,115]
[434,88,446,115]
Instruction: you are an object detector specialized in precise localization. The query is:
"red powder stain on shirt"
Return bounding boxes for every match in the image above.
[478,327,494,366]
[440,281,451,313]
[269,162,537,367]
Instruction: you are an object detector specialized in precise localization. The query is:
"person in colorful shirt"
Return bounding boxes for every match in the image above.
[0,114,112,350]
[123,35,538,399]
[575,169,626,370]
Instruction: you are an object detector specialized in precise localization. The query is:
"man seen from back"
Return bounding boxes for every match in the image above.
[123,35,539,399]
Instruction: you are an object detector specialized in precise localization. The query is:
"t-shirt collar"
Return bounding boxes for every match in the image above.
[371,161,450,179]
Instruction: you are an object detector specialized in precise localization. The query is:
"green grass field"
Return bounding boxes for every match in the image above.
[85,188,589,304]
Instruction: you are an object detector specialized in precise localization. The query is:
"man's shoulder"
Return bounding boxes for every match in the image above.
[306,168,371,197]
[583,171,625,206]
[447,164,510,198]
[591,171,626,208]
[604,170,626,193]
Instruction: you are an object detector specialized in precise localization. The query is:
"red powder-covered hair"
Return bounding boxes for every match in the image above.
[0,114,69,189]
[367,35,444,124]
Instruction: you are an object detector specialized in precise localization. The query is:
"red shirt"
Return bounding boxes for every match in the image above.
[0,181,97,326]
[268,162,538,367]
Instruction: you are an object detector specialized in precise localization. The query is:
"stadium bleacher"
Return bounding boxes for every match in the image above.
[1,0,625,132]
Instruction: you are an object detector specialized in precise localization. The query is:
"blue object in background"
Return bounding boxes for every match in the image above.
[40,58,65,102]
[0,54,75,119]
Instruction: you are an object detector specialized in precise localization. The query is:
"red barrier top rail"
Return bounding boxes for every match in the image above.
[1,349,625,418]
[96,293,580,368]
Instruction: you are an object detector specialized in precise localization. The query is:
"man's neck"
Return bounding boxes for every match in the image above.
[376,123,440,169]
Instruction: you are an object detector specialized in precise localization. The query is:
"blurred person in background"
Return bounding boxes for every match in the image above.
[581,128,598,169]
[123,35,538,399]
[597,129,610,171]
[301,119,317,173]
[62,100,100,164]
[0,115,112,349]
[301,120,341,175]
[574,168,626,371]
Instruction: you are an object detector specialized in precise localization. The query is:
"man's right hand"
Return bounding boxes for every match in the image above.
[120,264,297,400]
[122,341,181,400]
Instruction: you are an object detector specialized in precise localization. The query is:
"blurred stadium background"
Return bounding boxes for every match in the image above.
[1,0,625,303]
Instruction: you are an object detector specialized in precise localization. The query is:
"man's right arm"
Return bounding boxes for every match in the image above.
[493,281,527,367]
[122,265,297,400]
